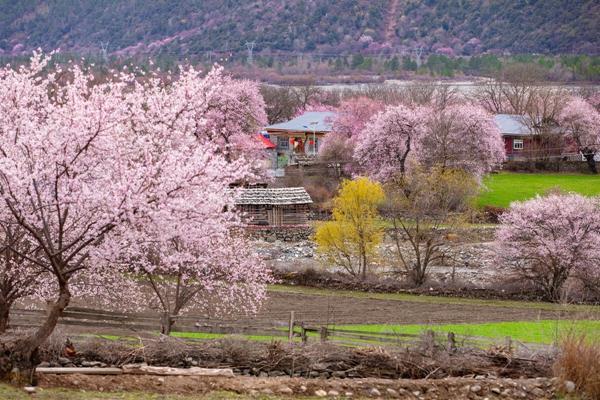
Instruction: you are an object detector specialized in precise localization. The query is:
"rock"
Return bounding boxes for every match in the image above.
[299,385,307,392]
[369,388,381,397]
[327,390,339,396]
[157,377,165,384]
[309,371,321,378]
[312,363,329,371]
[314,389,327,397]
[249,389,259,396]
[82,361,103,368]
[386,388,399,397]
[471,384,482,393]
[191,360,198,366]
[412,391,421,396]
[345,392,353,397]
[319,372,330,379]
[261,388,273,395]
[58,357,71,366]
[531,388,544,397]
[331,371,346,378]
[564,380,576,393]
[38,362,50,368]
[258,371,268,378]
[491,387,501,394]
[23,386,36,394]
[501,389,511,396]
[278,386,293,395]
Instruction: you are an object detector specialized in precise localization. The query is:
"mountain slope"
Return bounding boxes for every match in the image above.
[0,0,598,57]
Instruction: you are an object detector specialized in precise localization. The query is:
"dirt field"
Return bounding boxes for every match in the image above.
[32,374,559,400]
[254,290,592,326]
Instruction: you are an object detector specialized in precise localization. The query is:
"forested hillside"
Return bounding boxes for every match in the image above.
[1,0,598,57]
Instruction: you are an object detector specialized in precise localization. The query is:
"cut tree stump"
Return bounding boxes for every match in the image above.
[122,364,234,377]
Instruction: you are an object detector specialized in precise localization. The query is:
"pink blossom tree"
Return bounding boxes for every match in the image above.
[558,96,600,174]
[417,104,505,178]
[0,223,44,334]
[354,105,428,182]
[0,54,270,381]
[202,71,268,160]
[496,194,600,302]
[319,97,383,169]
[109,223,270,335]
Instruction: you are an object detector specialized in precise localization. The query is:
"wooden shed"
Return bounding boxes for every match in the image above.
[235,187,313,227]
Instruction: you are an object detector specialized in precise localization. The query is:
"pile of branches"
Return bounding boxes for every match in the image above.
[35,332,553,380]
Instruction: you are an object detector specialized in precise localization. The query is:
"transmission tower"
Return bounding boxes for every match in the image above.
[100,41,109,63]
[414,46,423,68]
[245,41,255,65]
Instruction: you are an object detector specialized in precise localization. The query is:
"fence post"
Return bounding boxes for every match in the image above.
[301,323,307,343]
[288,311,295,343]
[424,329,435,356]
[320,326,328,343]
[447,332,457,353]
[505,336,513,354]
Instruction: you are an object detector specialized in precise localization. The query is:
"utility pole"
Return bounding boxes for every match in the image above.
[245,41,255,65]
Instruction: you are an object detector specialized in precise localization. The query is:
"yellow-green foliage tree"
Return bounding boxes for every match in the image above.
[314,177,385,279]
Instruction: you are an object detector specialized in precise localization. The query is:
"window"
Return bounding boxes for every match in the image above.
[276,136,288,150]
[513,139,524,150]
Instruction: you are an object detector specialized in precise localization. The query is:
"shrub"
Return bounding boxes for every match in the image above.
[553,333,600,399]
[481,205,506,223]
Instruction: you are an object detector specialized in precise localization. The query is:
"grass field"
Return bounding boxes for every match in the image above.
[336,320,600,345]
[478,172,600,208]
[165,319,600,346]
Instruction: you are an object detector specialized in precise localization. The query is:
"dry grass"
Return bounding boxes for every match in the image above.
[553,333,600,399]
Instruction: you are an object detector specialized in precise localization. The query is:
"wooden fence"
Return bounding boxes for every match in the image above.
[9,307,546,353]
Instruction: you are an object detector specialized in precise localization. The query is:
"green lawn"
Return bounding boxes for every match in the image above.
[171,331,292,342]
[336,320,600,345]
[478,172,600,208]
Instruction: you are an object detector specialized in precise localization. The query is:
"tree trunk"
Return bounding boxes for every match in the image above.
[160,312,175,336]
[0,300,11,334]
[0,283,71,384]
[582,151,598,174]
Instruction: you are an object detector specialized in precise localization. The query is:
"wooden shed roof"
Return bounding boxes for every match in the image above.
[235,187,313,205]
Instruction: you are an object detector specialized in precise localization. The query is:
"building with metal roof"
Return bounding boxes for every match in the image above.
[265,111,337,170]
[494,114,536,160]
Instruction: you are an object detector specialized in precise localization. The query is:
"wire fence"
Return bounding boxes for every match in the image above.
[10,306,550,354]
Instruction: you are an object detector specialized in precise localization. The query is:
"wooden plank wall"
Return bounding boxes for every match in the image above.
[241,204,309,227]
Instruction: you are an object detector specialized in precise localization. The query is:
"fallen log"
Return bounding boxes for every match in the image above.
[122,364,234,377]
[36,367,123,375]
